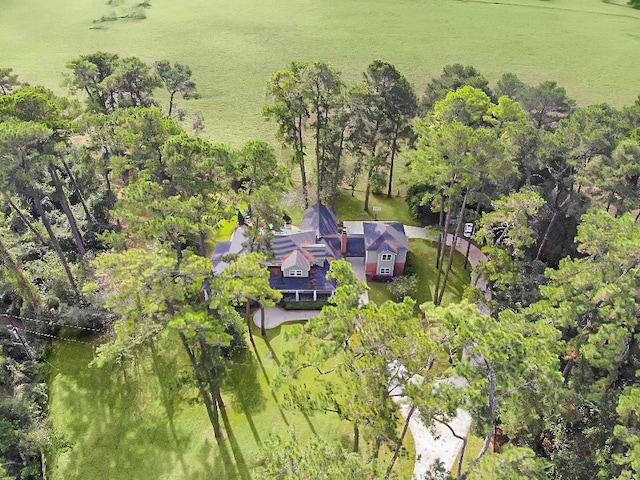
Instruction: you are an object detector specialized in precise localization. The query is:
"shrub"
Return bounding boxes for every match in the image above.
[281,301,326,310]
[386,274,418,302]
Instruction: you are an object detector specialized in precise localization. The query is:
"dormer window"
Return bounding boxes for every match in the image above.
[290,269,303,276]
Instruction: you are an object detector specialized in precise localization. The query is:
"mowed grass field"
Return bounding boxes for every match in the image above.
[48,326,415,480]
[2,0,640,147]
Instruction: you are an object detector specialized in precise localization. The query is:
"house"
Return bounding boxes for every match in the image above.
[341,220,409,279]
[212,203,409,304]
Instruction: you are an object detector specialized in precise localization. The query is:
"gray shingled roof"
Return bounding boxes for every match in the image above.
[301,203,339,238]
[363,222,408,253]
[281,249,311,270]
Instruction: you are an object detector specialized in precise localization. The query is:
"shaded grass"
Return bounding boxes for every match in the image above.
[3,0,639,147]
[334,189,419,225]
[452,431,486,477]
[369,238,471,308]
[48,325,414,479]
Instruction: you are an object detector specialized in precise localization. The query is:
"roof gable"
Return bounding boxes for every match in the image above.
[364,222,408,253]
[281,249,311,270]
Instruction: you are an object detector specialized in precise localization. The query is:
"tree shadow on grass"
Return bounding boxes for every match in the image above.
[220,405,252,480]
[263,337,281,366]
[149,341,193,475]
[225,351,267,446]
[250,343,290,428]
[47,341,214,479]
[212,436,240,480]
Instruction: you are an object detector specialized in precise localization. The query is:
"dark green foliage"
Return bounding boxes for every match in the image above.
[422,64,493,111]
[386,274,418,302]
[65,52,161,113]
[281,301,326,310]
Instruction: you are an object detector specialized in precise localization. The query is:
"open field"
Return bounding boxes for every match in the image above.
[2,0,640,146]
[47,325,414,480]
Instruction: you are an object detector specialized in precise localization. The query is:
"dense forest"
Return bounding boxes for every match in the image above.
[0,54,639,479]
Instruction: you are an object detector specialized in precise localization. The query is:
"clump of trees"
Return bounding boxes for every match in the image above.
[405,64,640,479]
[264,59,418,210]
[0,54,287,478]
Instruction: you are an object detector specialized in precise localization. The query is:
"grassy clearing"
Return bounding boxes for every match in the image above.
[48,325,414,480]
[3,0,639,147]
[368,238,471,308]
[334,189,420,225]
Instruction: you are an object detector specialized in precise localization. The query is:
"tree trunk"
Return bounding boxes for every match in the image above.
[536,211,560,262]
[29,188,81,298]
[364,172,371,213]
[562,358,574,385]
[387,125,399,198]
[434,194,454,305]
[179,332,223,438]
[168,91,176,117]
[260,303,266,337]
[315,101,322,205]
[475,433,493,465]
[436,195,445,269]
[59,156,93,222]
[437,187,470,306]
[464,235,473,270]
[3,194,48,246]
[297,116,309,209]
[330,129,345,211]
[455,440,469,479]
[464,201,481,269]
[103,170,112,196]
[48,163,86,255]
[245,300,254,344]
[473,367,497,465]
[385,403,416,479]
[198,228,207,257]
[0,237,40,307]
[199,334,227,437]
[535,190,571,262]
[353,423,360,453]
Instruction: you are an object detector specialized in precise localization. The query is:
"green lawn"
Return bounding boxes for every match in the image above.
[2,0,639,147]
[452,430,486,476]
[48,325,414,480]
[334,189,420,225]
[369,238,471,308]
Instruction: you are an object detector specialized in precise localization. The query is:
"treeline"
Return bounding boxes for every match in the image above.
[0,54,288,479]
[402,64,640,479]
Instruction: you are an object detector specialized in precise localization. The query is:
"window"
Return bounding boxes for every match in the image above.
[289,269,303,277]
[380,253,393,261]
[379,267,392,275]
